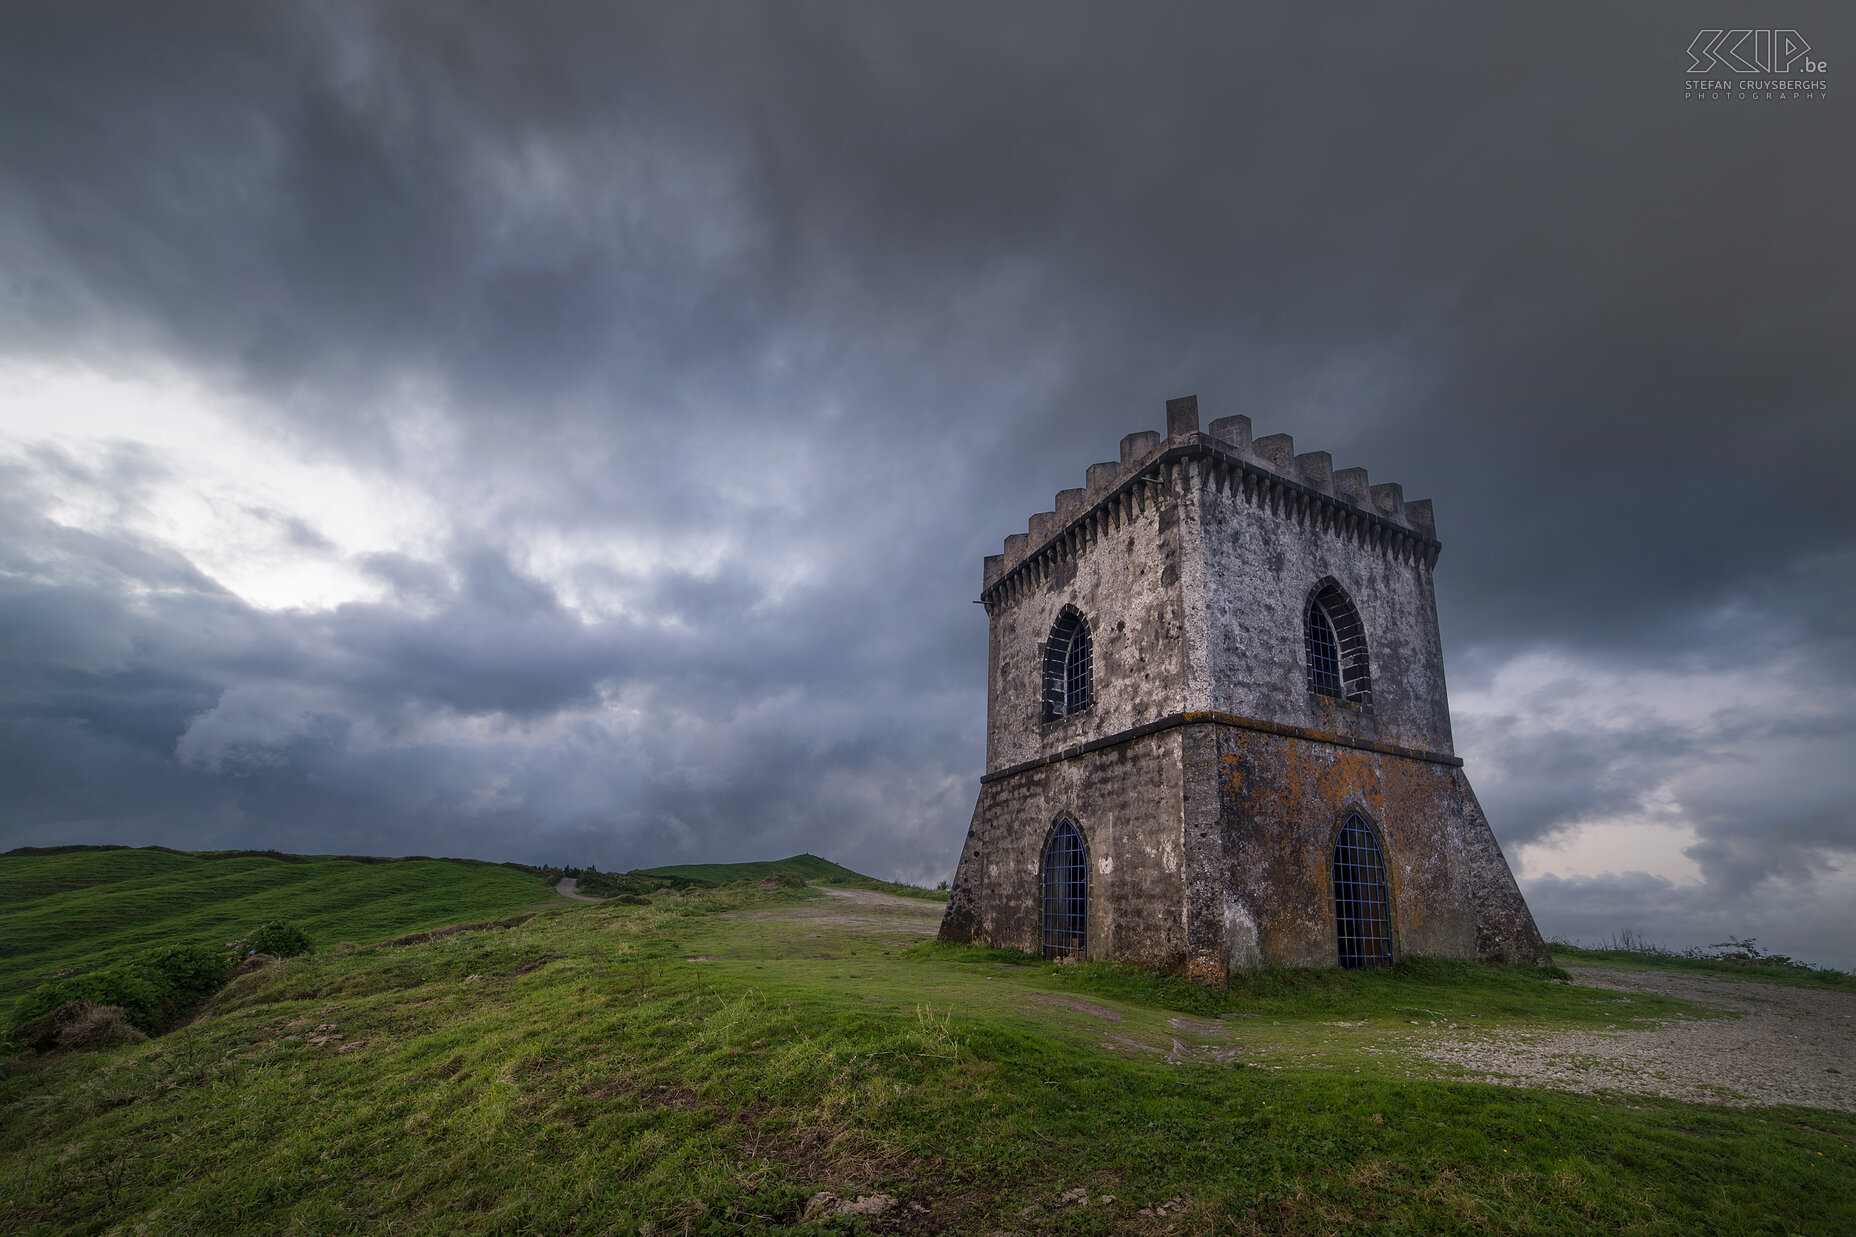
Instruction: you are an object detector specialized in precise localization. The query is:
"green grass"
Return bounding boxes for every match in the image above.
[635,853,864,884]
[0,847,561,1017]
[1551,942,1852,989]
[2,880,1850,1235]
[636,853,950,901]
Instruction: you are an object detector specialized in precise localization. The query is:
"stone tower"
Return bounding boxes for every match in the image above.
[937,396,1548,979]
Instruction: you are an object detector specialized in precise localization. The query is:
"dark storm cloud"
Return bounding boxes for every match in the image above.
[0,452,973,872]
[1,3,1851,947]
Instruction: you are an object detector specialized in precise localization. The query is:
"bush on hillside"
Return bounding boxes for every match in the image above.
[14,1000,147,1054]
[140,943,235,1001]
[235,922,313,959]
[11,937,274,1042]
[754,871,808,890]
[13,964,168,1035]
[577,870,680,898]
[1557,930,1849,983]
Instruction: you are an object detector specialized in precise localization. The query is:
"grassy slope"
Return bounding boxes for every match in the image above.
[2,883,1849,1235]
[634,854,861,883]
[1551,942,1852,989]
[0,848,559,1013]
[637,853,949,902]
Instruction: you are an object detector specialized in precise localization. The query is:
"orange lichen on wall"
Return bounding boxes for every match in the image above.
[1215,726,1477,969]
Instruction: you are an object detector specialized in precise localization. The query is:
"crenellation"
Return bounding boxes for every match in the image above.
[1208,414,1252,453]
[982,401,1438,609]
[1165,393,1201,439]
[1252,432,1296,472]
[1120,430,1162,470]
[1295,450,1334,495]
[1085,461,1119,500]
[1404,498,1436,538]
[1333,466,1371,509]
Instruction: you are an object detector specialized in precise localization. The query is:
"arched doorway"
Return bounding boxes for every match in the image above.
[1041,819,1088,959]
[1333,813,1392,968]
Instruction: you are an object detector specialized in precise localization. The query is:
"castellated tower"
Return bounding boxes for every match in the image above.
[937,395,1549,979]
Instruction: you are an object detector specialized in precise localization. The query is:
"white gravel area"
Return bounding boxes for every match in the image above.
[1415,964,1856,1111]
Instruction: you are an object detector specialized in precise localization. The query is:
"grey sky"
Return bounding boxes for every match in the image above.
[2,4,1852,961]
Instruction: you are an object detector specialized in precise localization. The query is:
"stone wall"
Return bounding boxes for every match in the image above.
[1190,450,1454,754]
[939,729,1190,969]
[1212,725,1481,969]
[939,715,1548,971]
[983,479,1186,772]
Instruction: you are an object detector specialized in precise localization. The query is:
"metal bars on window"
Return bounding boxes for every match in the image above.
[1042,819,1088,960]
[1064,623,1092,715]
[1306,578,1373,708]
[1305,602,1342,698]
[1044,607,1092,720]
[1333,813,1392,968]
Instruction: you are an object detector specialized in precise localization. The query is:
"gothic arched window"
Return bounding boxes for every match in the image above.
[1042,818,1088,959]
[1333,813,1393,968]
[1305,603,1342,697]
[1043,607,1093,720]
[1304,578,1373,708]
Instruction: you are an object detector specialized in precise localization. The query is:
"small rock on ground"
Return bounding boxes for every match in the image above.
[804,1191,897,1219]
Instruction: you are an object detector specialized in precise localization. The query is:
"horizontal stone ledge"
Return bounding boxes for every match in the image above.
[979,710,1462,783]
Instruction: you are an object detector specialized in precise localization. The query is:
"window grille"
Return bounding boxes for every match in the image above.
[1064,623,1092,714]
[1305,578,1372,708]
[1044,608,1092,720]
[1333,814,1392,968]
[1305,602,1342,698]
[1042,820,1088,960]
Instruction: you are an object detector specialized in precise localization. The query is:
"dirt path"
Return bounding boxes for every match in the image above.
[1416,964,1856,1111]
[814,886,945,917]
[739,884,947,932]
[554,877,602,902]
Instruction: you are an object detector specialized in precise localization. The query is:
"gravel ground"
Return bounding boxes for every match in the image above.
[1416,964,1856,1111]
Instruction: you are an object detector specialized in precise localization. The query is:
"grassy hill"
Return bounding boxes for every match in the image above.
[2,879,1850,1234]
[631,853,947,901]
[632,852,860,883]
[0,846,558,1012]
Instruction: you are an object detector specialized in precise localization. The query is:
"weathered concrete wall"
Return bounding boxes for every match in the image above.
[982,445,1187,773]
[1454,773,1552,964]
[1214,726,1480,968]
[942,719,1549,972]
[938,730,1190,970]
[1191,454,1454,755]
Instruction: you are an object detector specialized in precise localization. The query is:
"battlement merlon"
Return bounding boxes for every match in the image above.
[980,395,1443,600]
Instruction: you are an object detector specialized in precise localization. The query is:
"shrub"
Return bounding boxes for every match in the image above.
[757,872,809,890]
[10,927,305,1046]
[577,870,680,898]
[13,965,168,1035]
[236,922,313,959]
[14,1000,146,1054]
[139,943,234,1002]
